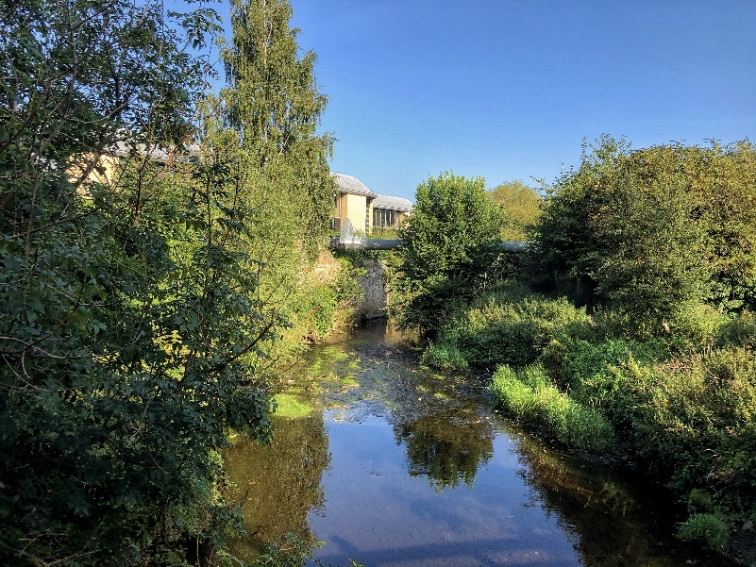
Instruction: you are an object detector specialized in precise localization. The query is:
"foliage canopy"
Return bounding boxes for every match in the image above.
[0,0,338,564]
[395,172,504,334]
[488,180,542,241]
[222,0,336,256]
[529,136,756,330]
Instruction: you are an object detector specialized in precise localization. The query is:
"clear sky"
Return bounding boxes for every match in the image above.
[287,0,756,201]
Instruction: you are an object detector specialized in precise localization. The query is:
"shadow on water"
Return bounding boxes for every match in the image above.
[394,413,494,491]
[224,413,329,560]
[225,320,735,566]
[507,426,734,566]
[383,361,495,491]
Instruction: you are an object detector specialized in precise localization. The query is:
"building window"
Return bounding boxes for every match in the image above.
[373,208,397,229]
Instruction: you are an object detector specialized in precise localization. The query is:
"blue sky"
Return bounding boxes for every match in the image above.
[286,0,756,201]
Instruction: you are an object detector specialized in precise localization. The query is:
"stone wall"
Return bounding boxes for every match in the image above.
[357,258,387,319]
[312,249,341,284]
[312,250,388,321]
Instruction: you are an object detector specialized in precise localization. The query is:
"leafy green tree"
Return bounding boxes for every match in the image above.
[212,0,340,368]
[489,180,542,241]
[395,173,504,334]
[623,141,756,311]
[528,136,628,301]
[222,0,335,256]
[530,137,756,331]
[593,151,711,325]
[0,1,283,564]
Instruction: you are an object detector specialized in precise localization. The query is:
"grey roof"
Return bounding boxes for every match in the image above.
[373,194,413,213]
[110,140,173,163]
[334,173,377,198]
[108,140,202,165]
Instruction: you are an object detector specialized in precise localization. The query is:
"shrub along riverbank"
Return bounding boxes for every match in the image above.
[392,143,756,559]
[421,280,755,555]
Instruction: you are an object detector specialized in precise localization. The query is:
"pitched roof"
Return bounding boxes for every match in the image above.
[334,173,377,198]
[109,139,199,164]
[373,194,413,212]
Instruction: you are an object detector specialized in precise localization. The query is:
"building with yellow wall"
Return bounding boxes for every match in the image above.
[69,140,189,192]
[332,173,413,234]
[332,173,376,234]
[372,194,413,230]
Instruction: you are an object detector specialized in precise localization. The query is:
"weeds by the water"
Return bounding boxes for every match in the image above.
[492,364,615,452]
[677,513,730,551]
[422,343,469,370]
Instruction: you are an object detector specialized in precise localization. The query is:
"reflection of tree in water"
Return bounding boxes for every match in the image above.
[386,369,494,490]
[511,430,732,567]
[223,414,330,561]
[396,414,494,490]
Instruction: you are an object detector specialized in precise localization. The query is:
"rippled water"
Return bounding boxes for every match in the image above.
[224,321,730,566]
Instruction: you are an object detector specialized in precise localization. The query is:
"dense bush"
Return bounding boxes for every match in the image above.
[286,255,365,345]
[394,172,504,334]
[540,337,667,425]
[540,337,755,545]
[537,329,756,515]
[634,348,756,498]
[530,137,756,329]
[716,311,756,349]
[424,281,591,370]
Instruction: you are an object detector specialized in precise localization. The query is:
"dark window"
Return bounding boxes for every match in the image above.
[373,208,397,229]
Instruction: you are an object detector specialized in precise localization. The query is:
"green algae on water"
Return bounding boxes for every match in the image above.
[274,393,314,419]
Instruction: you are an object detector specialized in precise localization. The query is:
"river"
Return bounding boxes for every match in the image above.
[224,321,730,566]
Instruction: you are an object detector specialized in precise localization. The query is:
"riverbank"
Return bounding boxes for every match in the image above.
[420,280,756,563]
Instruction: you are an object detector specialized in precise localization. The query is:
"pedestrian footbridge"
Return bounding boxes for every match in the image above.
[328,219,527,252]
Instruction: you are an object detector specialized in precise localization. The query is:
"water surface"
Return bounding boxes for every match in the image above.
[225,322,729,566]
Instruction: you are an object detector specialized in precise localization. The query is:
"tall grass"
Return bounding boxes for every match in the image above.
[677,514,730,551]
[492,364,615,452]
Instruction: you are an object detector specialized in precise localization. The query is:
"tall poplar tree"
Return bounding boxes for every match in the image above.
[222,0,335,254]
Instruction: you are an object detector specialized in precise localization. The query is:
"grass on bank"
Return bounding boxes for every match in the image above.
[492,364,615,452]
[419,280,756,552]
[677,513,730,552]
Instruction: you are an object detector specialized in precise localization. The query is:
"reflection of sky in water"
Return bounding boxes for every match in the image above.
[310,421,579,567]
[228,324,733,567]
